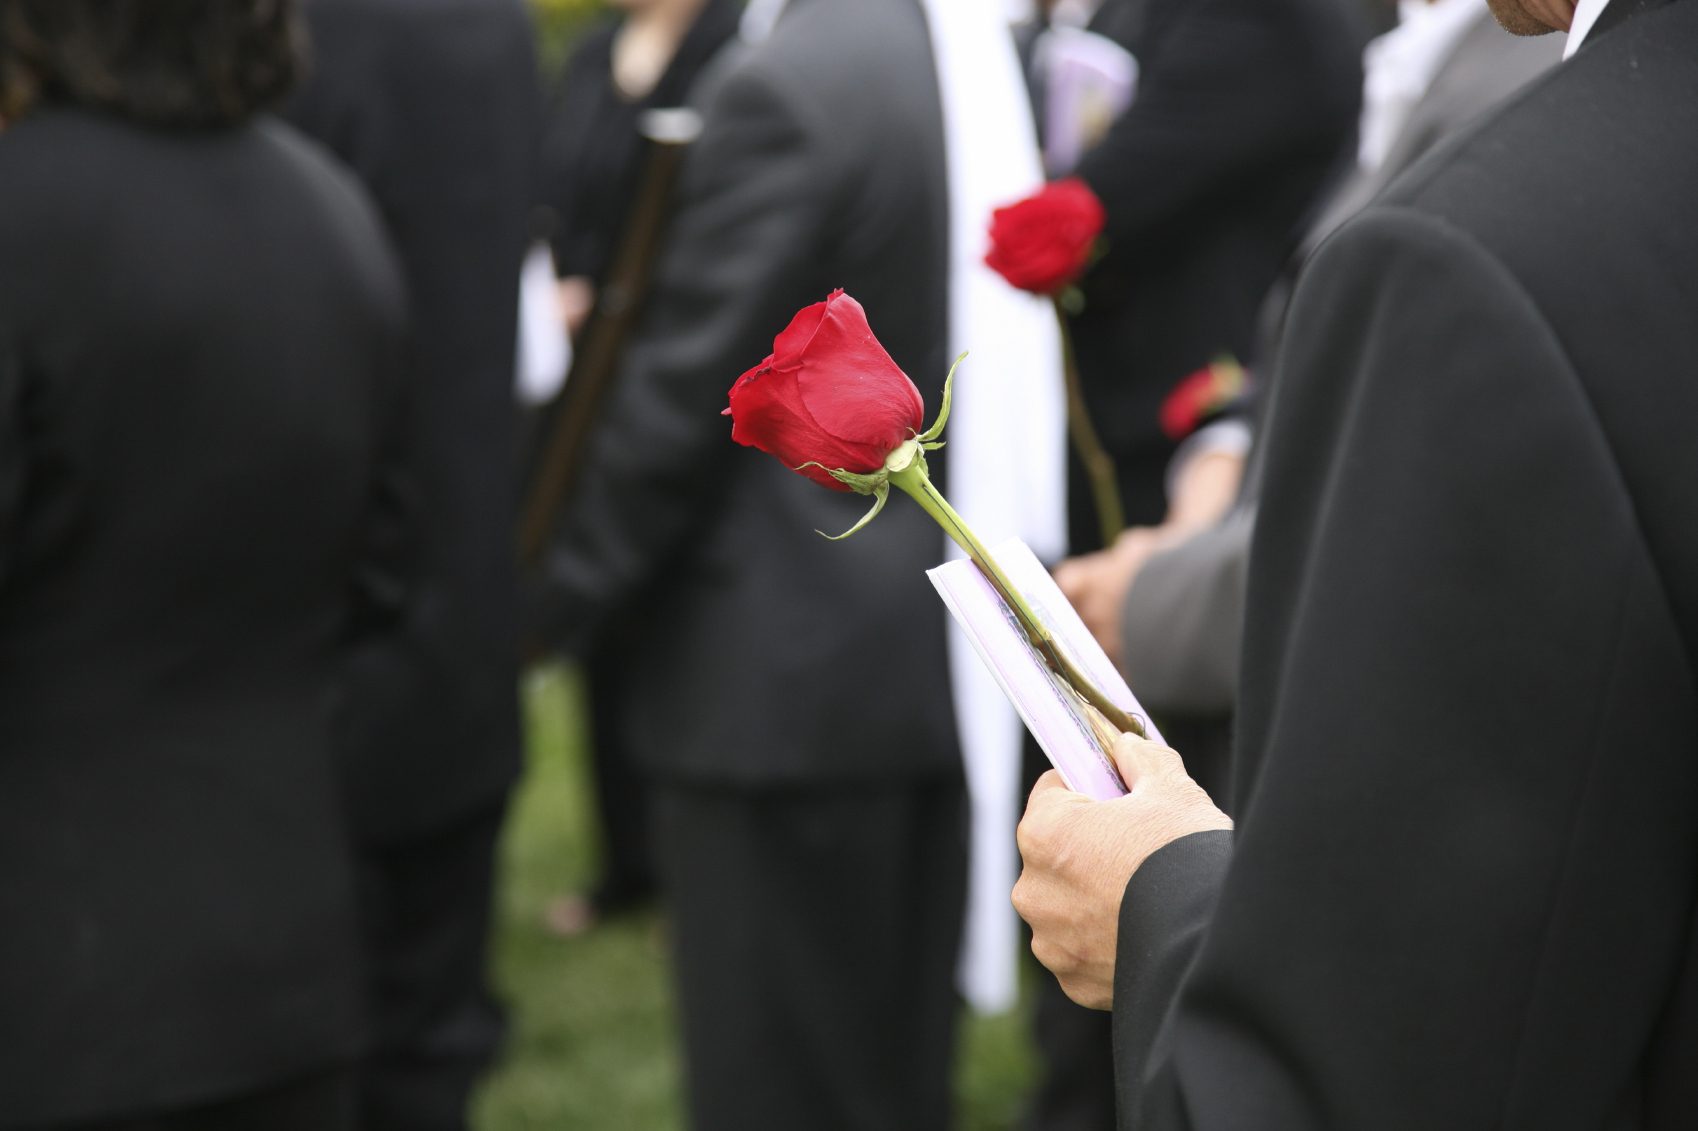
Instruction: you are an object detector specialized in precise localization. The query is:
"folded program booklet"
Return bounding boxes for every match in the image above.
[928,538,1162,801]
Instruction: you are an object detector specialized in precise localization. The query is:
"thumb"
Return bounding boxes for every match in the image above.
[1107,731,1189,791]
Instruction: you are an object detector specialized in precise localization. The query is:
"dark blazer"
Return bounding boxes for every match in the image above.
[1118,10,1561,720]
[1111,2,1698,1127]
[0,109,404,1125]
[534,0,961,784]
[287,0,537,843]
[1063,0,1364,534]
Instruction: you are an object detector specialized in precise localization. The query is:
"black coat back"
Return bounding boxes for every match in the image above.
[0,110,403,1124]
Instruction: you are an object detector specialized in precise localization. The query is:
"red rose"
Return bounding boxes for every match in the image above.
[983,177,1106,295]
[724,290,925,491]
[1159,358,1246,441]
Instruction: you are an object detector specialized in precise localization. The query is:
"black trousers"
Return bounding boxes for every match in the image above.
[654,776,967,1131]
[355,801,509,1131]
[583,641,658,911]
[40,1069,355,1131]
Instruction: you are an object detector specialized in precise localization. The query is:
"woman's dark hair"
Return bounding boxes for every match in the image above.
[0,0,302,128]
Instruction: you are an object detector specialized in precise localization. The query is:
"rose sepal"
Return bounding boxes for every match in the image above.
[797,353,965,540]
[915,353,965,446]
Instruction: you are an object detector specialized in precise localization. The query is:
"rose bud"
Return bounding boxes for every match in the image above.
[723,289,925,491]
[983,177,1106,296]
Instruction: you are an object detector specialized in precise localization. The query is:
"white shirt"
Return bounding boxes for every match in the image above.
[916,0,1067,1017]
[1357,0,1485,172]
[1566,0,1611,56]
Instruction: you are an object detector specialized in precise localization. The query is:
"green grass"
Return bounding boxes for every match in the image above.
[472,665,1040,1131]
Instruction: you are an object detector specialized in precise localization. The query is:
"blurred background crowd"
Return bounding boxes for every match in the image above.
[0,0,1572,1128]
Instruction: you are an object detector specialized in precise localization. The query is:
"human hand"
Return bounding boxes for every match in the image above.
[1012,732,1231,1009]
[1054,526,1180,666]
[557,275,596,341]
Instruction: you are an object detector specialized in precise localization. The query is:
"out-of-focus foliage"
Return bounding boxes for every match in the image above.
[531,0,606,70]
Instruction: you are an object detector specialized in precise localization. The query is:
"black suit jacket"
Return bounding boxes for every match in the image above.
[0,109,403,1125]
[534,0,961,784]
[287,0,537,842]
[1063,0,1364,534]
[1111,3,1698,1127]
[1118,13,1561,722]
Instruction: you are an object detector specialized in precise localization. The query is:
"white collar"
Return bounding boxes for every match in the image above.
[1565,0,1611,56]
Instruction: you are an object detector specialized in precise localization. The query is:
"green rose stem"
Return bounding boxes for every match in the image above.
[799,354,1146,744]
[1053,294,1126,547]
[883,444,1146,742]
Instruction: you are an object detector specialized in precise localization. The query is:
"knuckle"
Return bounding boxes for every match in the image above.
[1030,935,1068,974]
[1062,978,1110,1012]
[1010,874,1033,918]
[1015,815,1042,859]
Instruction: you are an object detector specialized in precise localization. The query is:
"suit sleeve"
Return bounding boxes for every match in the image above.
[1119,505,1254,717]
[1111,207,1698,1129]
[1076,0,1360,247]
[532,61,832,653]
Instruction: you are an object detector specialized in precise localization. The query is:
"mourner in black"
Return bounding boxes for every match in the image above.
[285,1,537,1127]
[531,0,967,1126]
[0,3,404,1127]
[1014,0,1698,1128]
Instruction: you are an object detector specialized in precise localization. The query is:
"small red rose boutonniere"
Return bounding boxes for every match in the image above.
[983,177,1106,297]
[1160,356,1247,442]
[725,289,1145,739]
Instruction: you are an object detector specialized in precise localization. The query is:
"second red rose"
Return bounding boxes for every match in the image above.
[984,177,1106,296]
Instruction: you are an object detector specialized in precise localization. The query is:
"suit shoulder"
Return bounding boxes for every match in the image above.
[751,0,933,106]
[252,118,388,240]
[250,119,406,321]
[1377,5,1698,248]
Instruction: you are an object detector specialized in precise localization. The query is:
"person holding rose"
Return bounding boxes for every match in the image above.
[1013,0,1698,1127]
